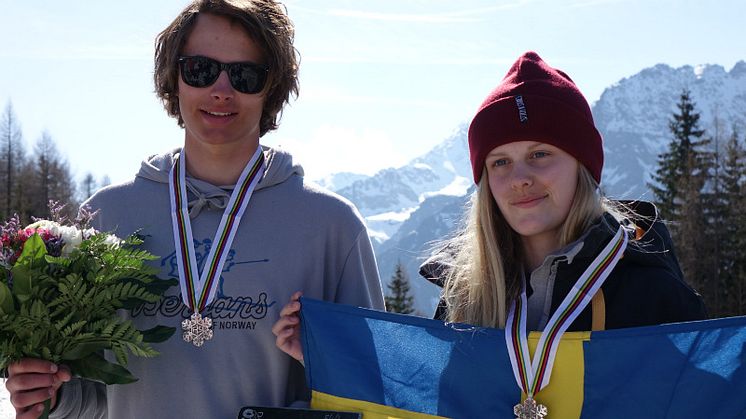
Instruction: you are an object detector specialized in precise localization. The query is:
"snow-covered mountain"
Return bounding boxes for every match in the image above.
[319,60,746,316]
[333,124,472,246]
[598,61,746,198]
[375,191,473,315]
[315,171,369,192]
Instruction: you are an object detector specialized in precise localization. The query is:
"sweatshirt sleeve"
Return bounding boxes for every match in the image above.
[49,378,106,419]
[333,227,385,310]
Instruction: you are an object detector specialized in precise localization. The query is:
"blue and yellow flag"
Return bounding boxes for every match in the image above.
[300,298,746,419]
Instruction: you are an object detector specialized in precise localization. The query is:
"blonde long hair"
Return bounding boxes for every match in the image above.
[441,165,605,328]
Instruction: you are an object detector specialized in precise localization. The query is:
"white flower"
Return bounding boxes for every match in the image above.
[24,220,117,256]
[59,226,84,256]
[26,220,62,234]
[103,234,123,247]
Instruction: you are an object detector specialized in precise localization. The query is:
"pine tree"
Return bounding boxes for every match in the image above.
[675,150,710,302]
[385,261,415,314]
[649,90,708,221]
[0,101,26,218]
[22,131,78,221]
[80,172,97,201]
[649,90,713,301]
[720,128,746,315]
[700,117,726,315]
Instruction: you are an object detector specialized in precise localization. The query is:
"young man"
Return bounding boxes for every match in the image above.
[5,1,384,418]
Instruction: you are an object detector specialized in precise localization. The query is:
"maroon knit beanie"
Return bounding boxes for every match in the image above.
[468,51,603,184]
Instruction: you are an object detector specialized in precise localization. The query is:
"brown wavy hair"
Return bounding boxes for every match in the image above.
[154,0,299,137]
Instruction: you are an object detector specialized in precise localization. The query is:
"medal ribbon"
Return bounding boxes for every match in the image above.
[169,147,265,313]
[505,226,628,398]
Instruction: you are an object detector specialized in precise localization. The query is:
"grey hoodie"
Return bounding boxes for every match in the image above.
[52,146,384,419]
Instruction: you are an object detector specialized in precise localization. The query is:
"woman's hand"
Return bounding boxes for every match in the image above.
[6,358,71,419]
[272,291,304,365]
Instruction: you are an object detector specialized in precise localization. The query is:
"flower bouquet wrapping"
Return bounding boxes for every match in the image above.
[0,207,176,418]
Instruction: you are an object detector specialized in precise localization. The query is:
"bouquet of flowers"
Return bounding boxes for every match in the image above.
[0,204,176,417]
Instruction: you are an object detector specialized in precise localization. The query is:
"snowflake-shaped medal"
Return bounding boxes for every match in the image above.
[514,397,548,419]
[182,312,214,347]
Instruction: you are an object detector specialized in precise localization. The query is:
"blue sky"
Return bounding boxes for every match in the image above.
[0,0,744,186]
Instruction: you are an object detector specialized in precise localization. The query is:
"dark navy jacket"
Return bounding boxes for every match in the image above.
[419,201,707,331]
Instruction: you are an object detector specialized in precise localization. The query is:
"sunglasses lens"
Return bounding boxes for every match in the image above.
[180,57,220,88]
[179,56,267,93]
[228,64,266,94]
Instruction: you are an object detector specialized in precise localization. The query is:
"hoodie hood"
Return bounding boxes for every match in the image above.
[136,145,304,217]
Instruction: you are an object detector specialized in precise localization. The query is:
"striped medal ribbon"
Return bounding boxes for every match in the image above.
[506,226,628,418]
[169,147,265,347]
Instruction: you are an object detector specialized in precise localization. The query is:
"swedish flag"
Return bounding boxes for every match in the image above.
[300,297,746,418]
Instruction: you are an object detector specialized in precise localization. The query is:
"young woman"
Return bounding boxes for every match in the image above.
[273,52,706,365]
[421,51,706,331]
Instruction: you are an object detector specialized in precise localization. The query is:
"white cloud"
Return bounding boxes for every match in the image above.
[289,1,535,23]
[568,0,629,7]
[270,124,408,179]
[326,9,479,23]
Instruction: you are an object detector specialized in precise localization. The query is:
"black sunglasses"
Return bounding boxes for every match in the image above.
[178,56,269,94]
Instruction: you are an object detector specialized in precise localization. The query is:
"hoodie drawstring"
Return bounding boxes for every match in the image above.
[186,182,230,218]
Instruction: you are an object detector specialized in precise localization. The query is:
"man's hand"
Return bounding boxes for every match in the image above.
[272,291,305,365]
[6,358,71,419]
